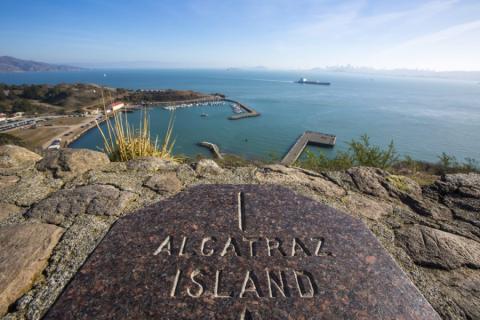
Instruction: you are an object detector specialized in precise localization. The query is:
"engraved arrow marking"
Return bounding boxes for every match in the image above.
[237,192,245,232]
[240,307,255,320]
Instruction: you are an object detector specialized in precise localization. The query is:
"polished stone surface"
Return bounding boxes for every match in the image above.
[45,185,440,319]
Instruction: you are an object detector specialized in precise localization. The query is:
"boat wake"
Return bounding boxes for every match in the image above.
[243,78,293,84]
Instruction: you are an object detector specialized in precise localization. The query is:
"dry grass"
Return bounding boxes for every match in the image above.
[43,117,86,126]
[405,173,439,186]
[96,91,177,162]
[9,127,66,148]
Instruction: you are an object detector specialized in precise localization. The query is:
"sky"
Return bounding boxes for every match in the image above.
[1,0,480,70]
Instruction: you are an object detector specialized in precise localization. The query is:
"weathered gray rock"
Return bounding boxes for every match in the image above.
[0,145,41,169]
[16,215,115,320]
[0,175,19,190]
[343,193,394,221]
[0,223,63,317]
[143,172,182,193]
[0,170,63,207]
[396,225,480,270]
[194,159,223,176]
[27,185,136,225]
[126,157,179,172]
[36,149,110,179]
[384,174,423,198]
[429,268,480,320]
[0,203,22,222]
[347,167,390,198]
[441,173,480,195]
[81,169,146,194]
[175,164,197,185]
[426,173,480,227]
[258,165,345,198]
[322,170,356,189]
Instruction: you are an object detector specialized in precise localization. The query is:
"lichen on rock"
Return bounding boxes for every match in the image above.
[27,184,137,226]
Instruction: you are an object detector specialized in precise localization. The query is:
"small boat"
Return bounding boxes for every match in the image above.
[296,78,330,85]
[201,113,208,117]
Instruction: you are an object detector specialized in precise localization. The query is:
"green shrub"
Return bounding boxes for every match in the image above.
[12,99,43,113]
[348,134,398,168]
[462,157,479,172]
[296,134,397,171]
[435,153,479,174]
[437,152,457,173]
[403,155,418,174]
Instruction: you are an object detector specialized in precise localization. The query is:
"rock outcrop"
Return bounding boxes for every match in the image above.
[0,145,41,170]
[0,147,479,320]
[126,157,179,172]
[396,225,480,270]
[27,185,137,226]
[0,224,63,317]
[36,149,109,179]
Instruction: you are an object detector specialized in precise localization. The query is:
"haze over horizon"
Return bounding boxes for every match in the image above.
[1,0,480,71]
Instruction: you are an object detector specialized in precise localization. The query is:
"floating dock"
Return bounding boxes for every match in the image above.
[281,131,336,165]
[198,141,223,159]
[224,99,260,120]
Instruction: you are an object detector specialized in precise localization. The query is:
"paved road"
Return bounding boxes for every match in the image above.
[42,116,101,149]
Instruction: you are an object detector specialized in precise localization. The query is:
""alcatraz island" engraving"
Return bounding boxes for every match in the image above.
[153,235,328,299]
[153,191,330,302]
[44,185,441,320]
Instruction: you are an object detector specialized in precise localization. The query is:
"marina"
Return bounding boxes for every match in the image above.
[161,98,260,120]
[281,131,336,166]
[162,100,227,111]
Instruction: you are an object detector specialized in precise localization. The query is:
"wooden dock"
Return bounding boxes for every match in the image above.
[281,131,336,165]
[224,99,260,120]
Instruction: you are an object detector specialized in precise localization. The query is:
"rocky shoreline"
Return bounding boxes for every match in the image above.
[0,145,479,319]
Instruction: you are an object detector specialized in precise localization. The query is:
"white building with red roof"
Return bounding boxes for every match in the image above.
[106,102,124,114]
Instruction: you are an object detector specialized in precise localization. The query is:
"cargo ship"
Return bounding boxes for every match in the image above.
[296,78,331,86]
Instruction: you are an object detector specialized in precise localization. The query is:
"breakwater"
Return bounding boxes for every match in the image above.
[198,141,223,159]
[224,99,260,120]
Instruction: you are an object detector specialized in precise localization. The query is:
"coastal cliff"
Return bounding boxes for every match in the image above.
[0,145,479,320]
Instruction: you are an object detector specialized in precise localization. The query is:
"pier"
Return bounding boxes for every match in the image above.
[198,141,223,159]
[224,99,260,120]
[281,131,336,165]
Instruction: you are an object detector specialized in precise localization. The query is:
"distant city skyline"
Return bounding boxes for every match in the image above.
[1,0,480,71]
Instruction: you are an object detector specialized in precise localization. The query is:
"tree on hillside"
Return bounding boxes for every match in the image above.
[22,85,47,100]
[43,86,70,105]
[12,99,42,113]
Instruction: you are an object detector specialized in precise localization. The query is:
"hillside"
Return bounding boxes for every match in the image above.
[0,83,116,115]
[0,56,83,72]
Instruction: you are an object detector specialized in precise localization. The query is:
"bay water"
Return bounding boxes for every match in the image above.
[1,69,479,162]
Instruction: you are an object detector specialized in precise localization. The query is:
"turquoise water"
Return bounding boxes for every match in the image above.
[1,69,479,162]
